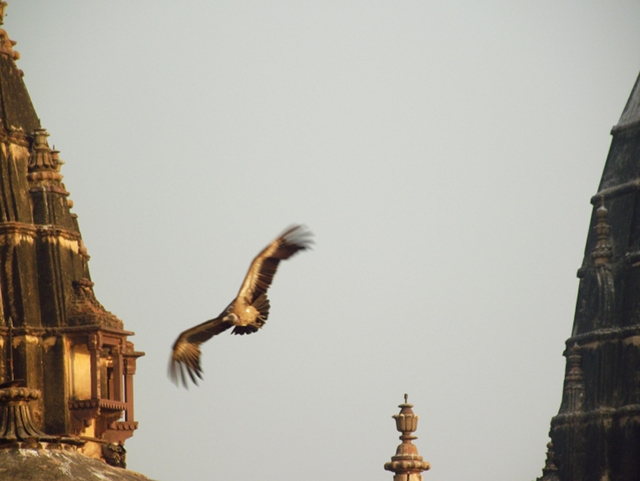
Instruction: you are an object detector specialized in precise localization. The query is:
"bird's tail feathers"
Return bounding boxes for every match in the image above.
[253,293,270,321]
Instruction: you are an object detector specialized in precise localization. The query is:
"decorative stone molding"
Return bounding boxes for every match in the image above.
[0,383,82,448]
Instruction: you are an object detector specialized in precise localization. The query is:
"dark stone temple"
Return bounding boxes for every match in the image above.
[539,71,640,481]
[0,4,152,479]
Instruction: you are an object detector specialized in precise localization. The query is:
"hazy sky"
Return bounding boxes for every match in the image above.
[7,2,640,481]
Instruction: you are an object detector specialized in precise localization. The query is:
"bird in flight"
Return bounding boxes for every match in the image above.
[170,225,313,387]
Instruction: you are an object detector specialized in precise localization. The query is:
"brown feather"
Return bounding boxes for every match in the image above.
[169,314,233,387]
[236,225,313,303]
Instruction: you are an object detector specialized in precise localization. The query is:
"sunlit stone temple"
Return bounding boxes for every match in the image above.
[0,4,151,479]
[537,71,640,481]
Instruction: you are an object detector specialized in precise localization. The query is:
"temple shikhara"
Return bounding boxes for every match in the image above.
[0,4,148,479]
[538,71,640,481]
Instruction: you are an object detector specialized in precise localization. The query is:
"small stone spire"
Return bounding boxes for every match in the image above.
[384,394,431,481]
[28,128,63,180]
[559,346,585,414]
[537,442,560,481]
[588,202,616,327]
[591,203,613,265]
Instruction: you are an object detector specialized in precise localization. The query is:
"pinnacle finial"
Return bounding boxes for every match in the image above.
[384,395,430,481]
[0,3,19,62]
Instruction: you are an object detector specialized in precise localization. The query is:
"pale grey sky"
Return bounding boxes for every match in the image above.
[8,2,640,481]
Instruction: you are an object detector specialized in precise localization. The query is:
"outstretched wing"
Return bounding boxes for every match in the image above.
[170,314,233,387]
[236,225,313,303]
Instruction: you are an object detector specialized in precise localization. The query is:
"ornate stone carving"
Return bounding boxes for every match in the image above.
[0,383,82,447]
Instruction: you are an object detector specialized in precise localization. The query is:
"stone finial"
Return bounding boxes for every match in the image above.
[28,129,57,170]
[591,203,612,265]
[50,148,65,173]
[384,394,430,481]
[0,3,19,62]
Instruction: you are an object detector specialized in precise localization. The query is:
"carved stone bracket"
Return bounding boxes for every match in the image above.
[68,398,128,436]
[105,421,138,445]
[68,399,100,435]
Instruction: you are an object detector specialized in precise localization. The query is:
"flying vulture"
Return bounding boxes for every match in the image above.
[170,225,313,387]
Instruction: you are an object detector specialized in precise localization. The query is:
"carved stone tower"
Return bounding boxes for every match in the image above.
[543,71,640,481]
[0,3,143,463]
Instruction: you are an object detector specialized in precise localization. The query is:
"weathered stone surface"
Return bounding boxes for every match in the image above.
[0,448,157,481]
[0,40,39,135]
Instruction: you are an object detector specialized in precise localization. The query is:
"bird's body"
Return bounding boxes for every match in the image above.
[170,225,312,387]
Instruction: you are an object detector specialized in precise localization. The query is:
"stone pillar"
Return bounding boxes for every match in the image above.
[384,394,430,481]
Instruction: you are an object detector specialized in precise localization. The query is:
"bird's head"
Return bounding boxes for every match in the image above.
[222,312,238,323]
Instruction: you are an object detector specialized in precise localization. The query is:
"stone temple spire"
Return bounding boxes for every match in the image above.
[384,394,430,481]
[0,2,144,469]
[544,70,640,481]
